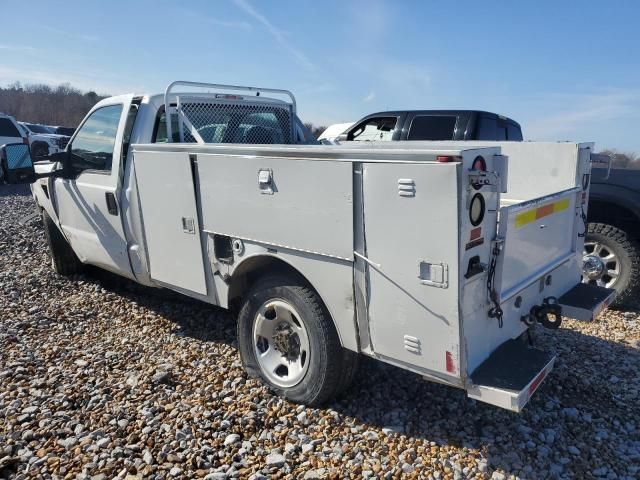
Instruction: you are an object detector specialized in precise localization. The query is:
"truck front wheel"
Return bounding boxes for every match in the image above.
[41,210,83,276]
[237,275,357,406]
[584,223,640,307]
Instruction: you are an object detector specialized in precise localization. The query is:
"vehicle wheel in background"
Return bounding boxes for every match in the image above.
[583,223,640,307]
[31,142,49,160]
[41,209,83,276]
[237,275,357,406]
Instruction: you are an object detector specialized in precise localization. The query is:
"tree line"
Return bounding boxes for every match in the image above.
[598,150,640,170]
[0,82,107,128]
[304,123,328,140]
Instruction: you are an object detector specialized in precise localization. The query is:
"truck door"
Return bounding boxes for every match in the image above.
[53,95,136,278]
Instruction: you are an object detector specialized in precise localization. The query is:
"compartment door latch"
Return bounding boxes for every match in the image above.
[418,261,449,288]
[258,168,274,195]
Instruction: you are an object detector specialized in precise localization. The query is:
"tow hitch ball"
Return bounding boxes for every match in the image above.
[522,297,563,329]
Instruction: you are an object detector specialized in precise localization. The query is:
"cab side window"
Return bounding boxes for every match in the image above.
[0,118,22,138]
[153,110,181,143]
[70,105,123,172]
[477,116,507,141]
[507,123,523,141]
[408,115,457,140]
[347,117,397,141]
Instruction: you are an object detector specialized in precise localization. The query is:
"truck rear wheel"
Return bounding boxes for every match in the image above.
[237,275,357,406]
[41,210,83,276]
[584,223,640,307]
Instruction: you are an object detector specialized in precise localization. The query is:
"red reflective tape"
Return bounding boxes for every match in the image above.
[528,369,547,397]
[445,351,455,373]
[470,227,482,241]
[535,203,555,220]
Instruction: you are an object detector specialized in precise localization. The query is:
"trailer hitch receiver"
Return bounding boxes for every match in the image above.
[530,297,562,329]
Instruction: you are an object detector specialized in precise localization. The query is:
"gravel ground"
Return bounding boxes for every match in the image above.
[1,186,639,480]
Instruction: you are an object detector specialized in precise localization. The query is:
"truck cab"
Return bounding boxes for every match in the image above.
[26,82,313,279]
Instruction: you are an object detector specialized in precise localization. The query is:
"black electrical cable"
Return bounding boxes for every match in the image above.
[487,242,504,328]
[578,206,588,238]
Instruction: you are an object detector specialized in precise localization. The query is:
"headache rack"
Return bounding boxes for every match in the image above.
[164,81,297,145]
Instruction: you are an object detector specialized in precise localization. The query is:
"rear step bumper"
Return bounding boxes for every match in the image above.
[467,339,555,412]
[558,283,616,321]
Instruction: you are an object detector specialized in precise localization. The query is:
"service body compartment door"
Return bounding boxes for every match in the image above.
[494,188,580,302]
[363,162,461,377]
[196,155,353,260]
[133,151,207,295]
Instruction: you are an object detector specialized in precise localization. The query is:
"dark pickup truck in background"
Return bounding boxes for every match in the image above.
[584,168,640,305]
[326,109,638,306]
[337,110,523,142]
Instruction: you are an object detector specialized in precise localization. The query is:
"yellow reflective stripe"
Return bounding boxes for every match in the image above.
[514,198,571,228]
[514,209,537,228]
[554,198,570,213]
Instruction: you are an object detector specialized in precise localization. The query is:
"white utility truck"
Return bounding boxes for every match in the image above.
[0,82,615,412]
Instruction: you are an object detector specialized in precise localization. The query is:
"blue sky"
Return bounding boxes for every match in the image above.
[0,0,639,151]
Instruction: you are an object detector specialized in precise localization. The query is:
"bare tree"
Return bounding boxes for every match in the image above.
[0,82,109,128]
[304,122,328,140]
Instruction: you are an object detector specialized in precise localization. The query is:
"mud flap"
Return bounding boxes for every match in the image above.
[467,339,555,412]
[558,283,616,321]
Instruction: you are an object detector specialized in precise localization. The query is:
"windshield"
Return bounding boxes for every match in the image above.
[24,123,53,134]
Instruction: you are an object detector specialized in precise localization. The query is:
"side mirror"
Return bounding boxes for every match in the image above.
[49,150,70,167]
[0,143,36,184]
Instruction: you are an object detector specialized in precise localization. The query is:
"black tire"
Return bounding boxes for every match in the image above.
[31,142,49,160]
[585,223,640,307]
[41,210,83,276]
[335,347,359,397]
[237,275,357,406]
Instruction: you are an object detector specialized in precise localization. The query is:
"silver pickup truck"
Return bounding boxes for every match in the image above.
[0,81,615,412]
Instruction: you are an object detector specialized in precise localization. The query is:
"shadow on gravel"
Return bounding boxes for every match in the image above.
[0,184,30,197]
[84,266,236,344]
[69,267,639,477]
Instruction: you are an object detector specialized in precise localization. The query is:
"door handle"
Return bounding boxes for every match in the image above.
[105,192,118,215]
[258,168,274,195]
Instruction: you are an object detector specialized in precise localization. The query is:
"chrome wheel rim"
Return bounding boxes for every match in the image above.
[583,240,620,288]
[252,299,310,388]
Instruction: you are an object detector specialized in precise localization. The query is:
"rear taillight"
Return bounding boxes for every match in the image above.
[437,155,455,163]
[22,137,29,145]
[472,156,487,171]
